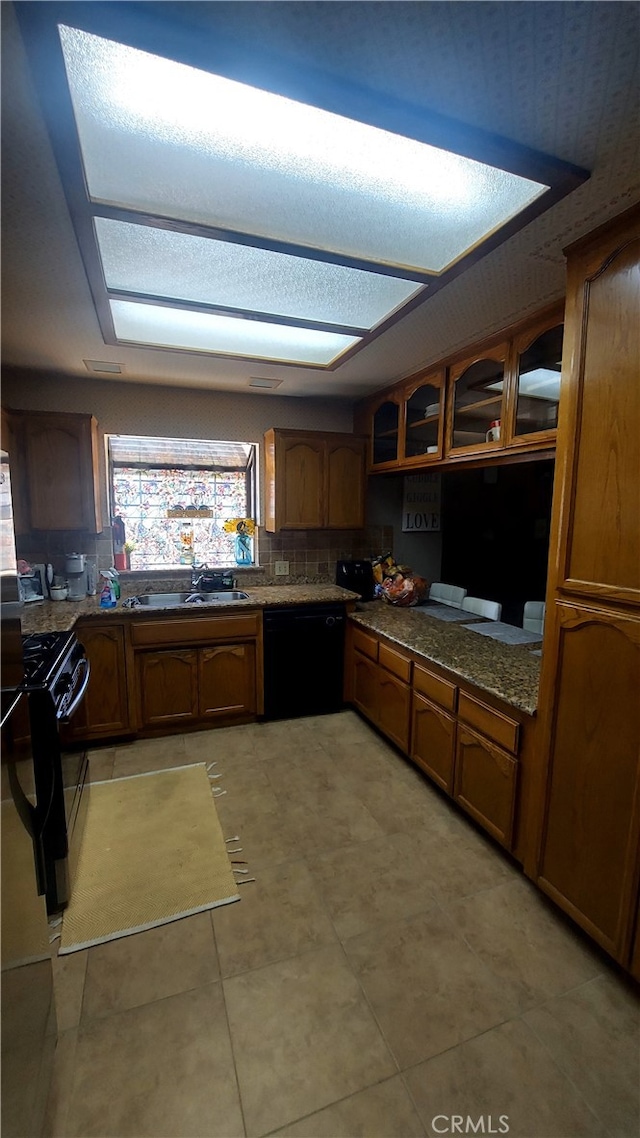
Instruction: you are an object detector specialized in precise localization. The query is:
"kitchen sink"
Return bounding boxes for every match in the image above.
[131,590,250,607]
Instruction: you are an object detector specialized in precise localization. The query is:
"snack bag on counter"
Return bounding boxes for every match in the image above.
[380,568,429,607]
[372,553,396,586]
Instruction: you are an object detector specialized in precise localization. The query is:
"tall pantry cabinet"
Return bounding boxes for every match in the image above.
[528,205,640,976]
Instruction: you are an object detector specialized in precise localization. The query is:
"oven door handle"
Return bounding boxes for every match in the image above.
[59,657,91,722]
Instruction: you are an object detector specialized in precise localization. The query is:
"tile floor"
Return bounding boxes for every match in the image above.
[45,712,639,1138]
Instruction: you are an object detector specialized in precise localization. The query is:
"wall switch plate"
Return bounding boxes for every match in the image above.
[274,560,289,576]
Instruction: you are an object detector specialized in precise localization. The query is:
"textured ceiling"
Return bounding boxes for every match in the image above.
[2,1,639,401]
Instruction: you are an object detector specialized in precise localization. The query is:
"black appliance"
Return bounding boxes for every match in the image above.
[263,605,345,720]
[336,559,375,601]
[1,445,58,1136]
[22,630,90,913]
[191,567,235,591]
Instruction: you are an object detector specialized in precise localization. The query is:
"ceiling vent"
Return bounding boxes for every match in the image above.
[248,377,282,390]
[84,359,123,374]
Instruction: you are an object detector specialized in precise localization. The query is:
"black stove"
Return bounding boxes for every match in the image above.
[20,629,91,912]
[22,630,89,720]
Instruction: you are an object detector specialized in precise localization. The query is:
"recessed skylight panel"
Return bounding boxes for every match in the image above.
[59,25,548,275]
[95,217,421,330]
[109,300,360,366]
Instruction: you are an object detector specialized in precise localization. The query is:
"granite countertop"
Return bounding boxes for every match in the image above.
[350,602,540,716]
[21,586,539,715]
[20,583,360,636]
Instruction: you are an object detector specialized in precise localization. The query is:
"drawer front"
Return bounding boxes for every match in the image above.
[131,612,259,647]
[458,691,520,754]
[378,642,412,683]
[413,663,457,711]
[352,626,379,661]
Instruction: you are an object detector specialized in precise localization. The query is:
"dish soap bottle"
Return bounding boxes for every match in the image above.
[99,572,117,608]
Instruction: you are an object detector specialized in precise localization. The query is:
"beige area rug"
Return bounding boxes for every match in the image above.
[59,763,239,955]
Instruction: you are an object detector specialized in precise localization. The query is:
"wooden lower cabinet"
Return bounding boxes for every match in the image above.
[132,611,261,734]
[377,668,411,752]
[62,621,132,742]
[199,643,256,721]
[532,606,640,963]
[137,649,199,729]
[349,630,526,855]
[411,692,456,793]
[352,643,411,752]
[454,726,518,848]
[137,642,258,731]
[353,651,379,722]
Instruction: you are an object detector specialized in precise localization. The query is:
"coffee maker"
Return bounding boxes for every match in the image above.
[65,553,87,600]
[335,559,375,600]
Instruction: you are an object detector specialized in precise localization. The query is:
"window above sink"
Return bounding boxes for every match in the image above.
[107,434,257,571]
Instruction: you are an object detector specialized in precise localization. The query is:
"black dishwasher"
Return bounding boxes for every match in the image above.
[263,605,345,720]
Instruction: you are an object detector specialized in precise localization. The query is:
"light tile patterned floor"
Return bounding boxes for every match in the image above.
[45,712,639,1138]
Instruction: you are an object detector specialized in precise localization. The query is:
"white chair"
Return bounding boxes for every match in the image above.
[429,582,467,608]
[461,596,502,621]
[523,601,545,635]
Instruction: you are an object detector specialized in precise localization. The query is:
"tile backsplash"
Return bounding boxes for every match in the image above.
[17,525,394,588]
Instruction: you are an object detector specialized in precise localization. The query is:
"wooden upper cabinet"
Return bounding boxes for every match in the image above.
[447,344,508,454]
[1,408,30,534]
[16,411,102,532]
[401,370,445,464]
[356,302,562,473]
[559,231,640,604]
[325,437,365,528]
[277,434,324,529]
[371,397,401,468]
[511,313,564,442]
[264,428,365,531]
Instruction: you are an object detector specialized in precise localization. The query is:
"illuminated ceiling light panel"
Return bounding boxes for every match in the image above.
[518,367,561,400]
[94,217,420,330]
[109,300,361,366]
[59,25,548,275]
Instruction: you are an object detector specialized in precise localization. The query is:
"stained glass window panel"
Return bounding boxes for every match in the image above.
[112,467,249,570]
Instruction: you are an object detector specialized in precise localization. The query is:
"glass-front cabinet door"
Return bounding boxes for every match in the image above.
[513,321,564,439]
[402,370,445,463]
[372,398,401,467]
[448,346,507,453]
